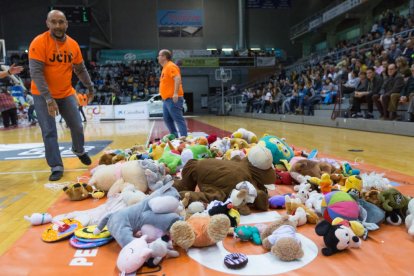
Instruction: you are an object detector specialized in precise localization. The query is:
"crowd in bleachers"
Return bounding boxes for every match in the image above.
[242,9,414,122]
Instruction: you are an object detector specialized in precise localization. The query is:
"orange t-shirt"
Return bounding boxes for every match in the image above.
[77,93,88,107]
[29,31,83,99]
[159,61,184,100]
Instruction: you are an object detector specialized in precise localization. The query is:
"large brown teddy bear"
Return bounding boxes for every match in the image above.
[290,159,335,178]
[173,145,276,212]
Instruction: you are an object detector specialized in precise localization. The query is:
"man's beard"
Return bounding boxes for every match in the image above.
[52,30,66,40]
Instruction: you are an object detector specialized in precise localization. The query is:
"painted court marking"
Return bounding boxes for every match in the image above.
[0,168,89,175]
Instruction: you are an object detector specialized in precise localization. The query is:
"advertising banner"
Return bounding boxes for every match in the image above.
[157,10,203,37]
[98,50,157,62]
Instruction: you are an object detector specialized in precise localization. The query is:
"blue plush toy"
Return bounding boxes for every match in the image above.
[259,135,294,164]
[234,225,262,245]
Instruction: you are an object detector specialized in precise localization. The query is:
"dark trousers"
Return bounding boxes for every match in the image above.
[1,108,18,128]
[352,93,374,113]
[28,105,36,122]
[373,94,391,118]
[79,106,86,121]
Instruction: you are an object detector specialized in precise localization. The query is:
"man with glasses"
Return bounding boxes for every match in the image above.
[373,64,404,120]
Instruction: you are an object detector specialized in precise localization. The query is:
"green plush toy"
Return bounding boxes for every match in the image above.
[234,225,262,245]
[158,147,182,174]
[181,145,212,166]
[161,134,176,143]
[258,135,294,164]
[379,188,410,215]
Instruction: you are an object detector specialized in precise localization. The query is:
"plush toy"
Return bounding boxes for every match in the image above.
[258,135,294,164]
[305,191,324,215]
[230,138,250,150]
[321,191,360,223]
[342,162,360,176]
[209,138,231,157]
[234,225,262,245]
[54,184,147,227]
[149,143,166,160]
[63,183,93,201]
[332,217,365,237]
[361,172,391,192]
[161,134,176,143]
[194,136,208,146]
[293,182,312,203]
[290,159,335,178]
[207,134,217,145]
[379,188,411,225]
[330,174,347,186]
[181,145,212,166]
[24,213,52,226]
[89,161,145,194]
[117,235,152,275]
[144,164,173,192]
[356,198,385,234]
[285,195,319,224]
[289,207,307,226]
[405,199,414,236]
[159,149,182,174]
[363,188,382,206]
[93,183,182,248]
[275,169,292,185]
[315,220,361,256]
[173,145,276,212]
[261,216,304,261]
[207,200,240,227]
[229,181,258,215]
[269,194,290,209]
[224,145,246,161]
[99,152,117,165]
[340,175,363,197]
[146,236,179,268]
[310,173,333,194]
[232,128,258,144]
[170,214,231,250]
[91,189,105,199]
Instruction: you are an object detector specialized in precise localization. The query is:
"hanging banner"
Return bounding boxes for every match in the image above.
[179,57,219,67]
[157,10,203,37]
[98,50,157,62]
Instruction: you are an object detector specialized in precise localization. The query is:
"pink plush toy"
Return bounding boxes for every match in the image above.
[117,235,152,276]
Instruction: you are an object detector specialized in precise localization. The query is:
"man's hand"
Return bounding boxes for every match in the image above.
[47,99,59,117]
[400,96,408,103]
[8,64,24,75]
[172,94,178,103]
[87,87,94,104]
[354,92,360,98]
[380,95,383,101]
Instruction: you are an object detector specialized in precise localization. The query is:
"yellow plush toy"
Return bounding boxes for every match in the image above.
[310,173,333,194]
[232,128,258,144]
[149,143,166,160]
[230,138,250,150]
[340,175,363,197]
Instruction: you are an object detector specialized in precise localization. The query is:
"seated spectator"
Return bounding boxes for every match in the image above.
[381,30,395,50]
[373,63,405,120]
[402,39,414,64]
[391,64,414,122]
[295,82,306,114]
[283,82,298,114]
[244,89,254,112]
[270,87,282,114]
[351,67,383,119]
[321,78,337,104]
[389,43,402,62]
[342,70,360,94]
[303,81,321,116]
[261,88,272,113]
[252,90,262,113]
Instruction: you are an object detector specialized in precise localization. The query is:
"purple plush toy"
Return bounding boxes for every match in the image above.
[269,194,291,209]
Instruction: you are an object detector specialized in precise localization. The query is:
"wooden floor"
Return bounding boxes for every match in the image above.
[0,115,413,256]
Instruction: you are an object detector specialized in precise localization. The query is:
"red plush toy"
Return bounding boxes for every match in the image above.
[275,169,293,185]
[207,134,217,145]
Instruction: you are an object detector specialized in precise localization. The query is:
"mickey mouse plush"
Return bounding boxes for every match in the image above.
[315,220,361,256]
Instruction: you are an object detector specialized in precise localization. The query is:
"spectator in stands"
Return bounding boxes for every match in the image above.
[380,60,389,80]
[397,36,405,51]
[0,89,18,128]
[390,64,414,122]
[261,87,272,113]
[389,43,402,62]
[396,56,410,76]
[381,30,395,50]
[283,82,298,114]
[302,80,318,116]
[342,70,359,94]
[373,63,405,120]
[349,71,369,118]
[381,50,392,64]
[295,82,307,114]
[244,89,254,112]
[321,77,337,104]
[270,87,282,114]
[403,39,414,64]
[252,90,262,113]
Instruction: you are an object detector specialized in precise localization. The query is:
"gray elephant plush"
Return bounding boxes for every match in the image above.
[94,182,182,247]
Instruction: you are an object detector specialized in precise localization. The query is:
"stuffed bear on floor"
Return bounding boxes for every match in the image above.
[173,145,276,213]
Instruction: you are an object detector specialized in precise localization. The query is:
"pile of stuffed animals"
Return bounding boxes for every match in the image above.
[24,127,414,274]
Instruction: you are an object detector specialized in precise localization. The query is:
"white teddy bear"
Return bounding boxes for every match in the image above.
[405,198,414,237]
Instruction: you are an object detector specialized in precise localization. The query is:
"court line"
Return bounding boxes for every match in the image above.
[146,120,155,147]
[0,168,89,175]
